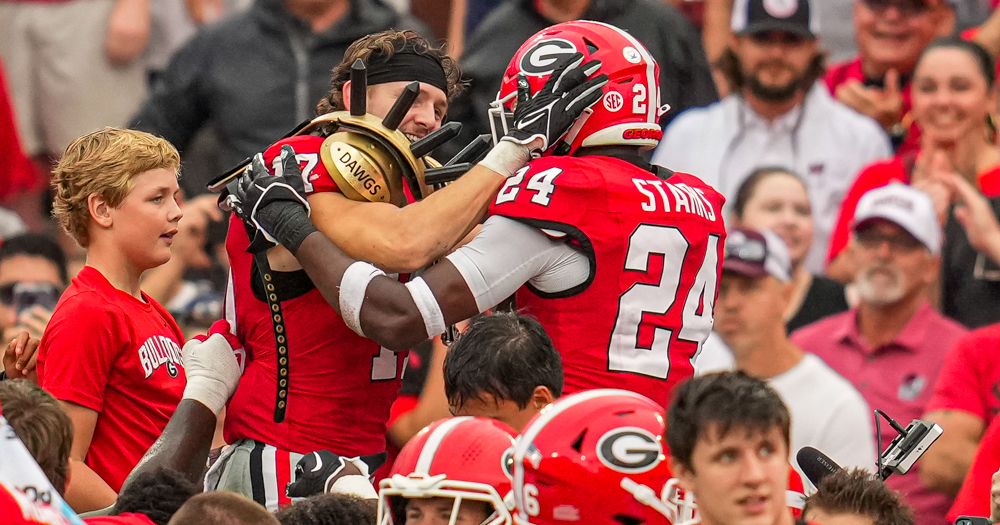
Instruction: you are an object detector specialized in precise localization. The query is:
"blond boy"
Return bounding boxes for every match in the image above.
[37,127,187,512]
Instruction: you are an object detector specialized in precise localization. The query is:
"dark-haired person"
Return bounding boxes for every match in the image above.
[275,493,374,525]
[166,492,278,525]
[444,312,563,432]
[729,168,849,333]
[128,0,431,184]
[802,469,915,525]
[0,233,68,381]
[654,0,891,274]
[667,371,797,525]
[827,37,1000,292]
[214,28,565,511]
[825,0,955,157]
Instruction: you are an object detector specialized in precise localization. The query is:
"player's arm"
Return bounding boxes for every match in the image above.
[122,323,242,488]
[252,188,584,350]
[263,51,606,274]
[306,166,504,274]
[61,402,118,512]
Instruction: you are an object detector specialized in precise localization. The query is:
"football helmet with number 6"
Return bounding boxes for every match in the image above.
[510,389,695,525]
[378,417,517,525]
[489,21,666,156]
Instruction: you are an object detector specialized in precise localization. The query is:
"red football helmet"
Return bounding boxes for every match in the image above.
[378,417,517,525]
[489,21,666,156]
[510,389,693,525]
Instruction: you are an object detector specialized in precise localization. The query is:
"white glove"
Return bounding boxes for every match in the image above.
[182,333,242,415]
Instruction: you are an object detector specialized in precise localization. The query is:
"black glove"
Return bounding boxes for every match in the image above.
[285,450,386,498]
[504,52,608,153]
[225,145,318,254]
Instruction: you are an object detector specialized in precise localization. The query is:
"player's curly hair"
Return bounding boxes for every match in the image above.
[112,467,200,525]
[51,127,179,247]
[803,468,915,525]
[316,30,463,115]
[275,493,376,525]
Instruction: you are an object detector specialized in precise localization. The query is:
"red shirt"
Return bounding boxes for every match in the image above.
[925,322,1000,425]
[948,413,1000,522]
[791,304,967,525]
[489,156,727,409]
[824,58,919,156]
[0,60,38,200]
[37,266,185,492]
[223,135,407,456]
[826,157,1000,263]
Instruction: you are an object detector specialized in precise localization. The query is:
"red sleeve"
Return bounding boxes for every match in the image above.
[925,331,991,420]
[0,61,37,199]
[826,158,906,264]
[948,416,1000,522]
[38,292,128,412]
[262,135,340,196]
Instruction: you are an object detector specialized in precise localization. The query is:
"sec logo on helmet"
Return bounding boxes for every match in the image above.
[596,427,663,474]
[519,39,579,76]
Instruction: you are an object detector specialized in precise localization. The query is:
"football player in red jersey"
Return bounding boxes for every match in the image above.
[232,20,727,410]
[377,417,516,525]
[215,28,606,510]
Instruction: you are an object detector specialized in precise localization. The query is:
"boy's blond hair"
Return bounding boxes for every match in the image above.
[52,127,180,247]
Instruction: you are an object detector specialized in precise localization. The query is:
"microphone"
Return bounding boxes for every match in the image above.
[797,446,842,488]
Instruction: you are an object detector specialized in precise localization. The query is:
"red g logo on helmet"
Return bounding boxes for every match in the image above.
[518,39,579,76]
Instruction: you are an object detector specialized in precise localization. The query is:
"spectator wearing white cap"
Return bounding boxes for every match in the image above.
[653,0,892,275]
[792,183,968,525]
[715,227,876,485]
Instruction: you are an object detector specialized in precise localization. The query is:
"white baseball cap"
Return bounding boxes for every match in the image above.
[853,183,941,254]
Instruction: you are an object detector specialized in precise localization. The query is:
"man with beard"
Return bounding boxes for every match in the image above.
[653,0,891,273]
[792,183,967,525]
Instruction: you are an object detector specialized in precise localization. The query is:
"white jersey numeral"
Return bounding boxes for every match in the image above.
[632,84,647,114]
[495,167,563,206]
[608,225,720,379]
[271,152,319,194]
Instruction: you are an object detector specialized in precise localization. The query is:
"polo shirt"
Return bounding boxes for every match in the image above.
[653,83,892,274]
[791,303,968,525]
[947,413,1000,522]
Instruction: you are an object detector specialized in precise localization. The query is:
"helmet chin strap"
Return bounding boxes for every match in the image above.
[560,107,594,152]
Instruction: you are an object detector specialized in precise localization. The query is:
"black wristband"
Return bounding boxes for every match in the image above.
[259,201,319,255]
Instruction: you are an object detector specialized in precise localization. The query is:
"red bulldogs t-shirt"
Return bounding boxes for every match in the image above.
[38,266,185,492]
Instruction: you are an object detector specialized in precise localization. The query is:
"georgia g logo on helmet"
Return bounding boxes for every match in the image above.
[518,38,579,76]
[596,427,663,474]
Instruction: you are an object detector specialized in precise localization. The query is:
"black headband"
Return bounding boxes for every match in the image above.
[366,50,448,93]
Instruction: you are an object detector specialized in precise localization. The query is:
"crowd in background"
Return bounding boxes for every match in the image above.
[5,0,1000,524]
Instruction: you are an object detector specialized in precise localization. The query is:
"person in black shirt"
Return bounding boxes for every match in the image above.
[729,167,849,333]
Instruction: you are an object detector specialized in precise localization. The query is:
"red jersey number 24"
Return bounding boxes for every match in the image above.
[608,225,721,379]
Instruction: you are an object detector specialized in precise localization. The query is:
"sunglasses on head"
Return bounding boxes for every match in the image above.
[860,0,933,16]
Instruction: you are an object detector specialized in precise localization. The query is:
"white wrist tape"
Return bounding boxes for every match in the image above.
[479,140,532,179]
[404,277,447,338]
[340,261,385,337]
[330,475,378,500]
[182,333,242,415]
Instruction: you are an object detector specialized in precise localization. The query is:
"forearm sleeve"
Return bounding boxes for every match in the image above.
[445,215,590,312]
